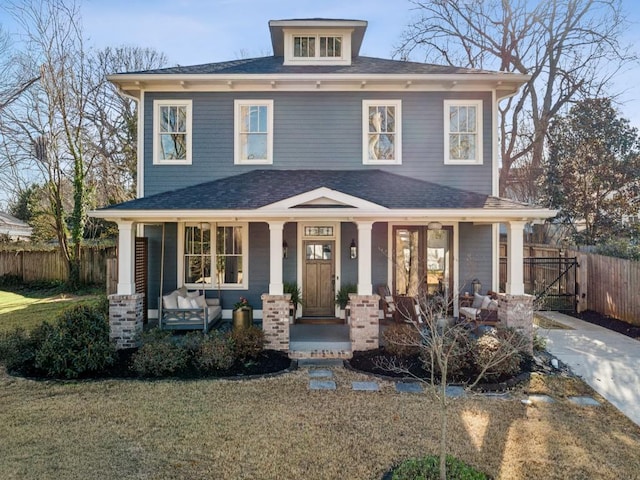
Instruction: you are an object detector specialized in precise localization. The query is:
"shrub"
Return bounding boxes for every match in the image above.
[34,305,115,379]
[131,329,188,377]
[382,323,421,357]
[391,454,488,479]
[419,328,472,378]
[229,326,265,360]
[533,332,547,352]
[472,328,524,381]
[193,331,235,373]
[0,328,39,374]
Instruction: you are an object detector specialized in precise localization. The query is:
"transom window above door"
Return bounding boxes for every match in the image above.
[234,100,273,164]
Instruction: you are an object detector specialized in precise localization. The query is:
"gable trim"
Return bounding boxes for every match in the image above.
[257,187,388,212]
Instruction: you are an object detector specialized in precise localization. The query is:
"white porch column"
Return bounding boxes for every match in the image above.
[268,221,285,295]
[506,220,526,295]
[356,221,374,295]
[116,220,136,295]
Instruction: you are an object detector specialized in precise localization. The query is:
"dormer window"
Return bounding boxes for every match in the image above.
[283,29,351,65]
[293,35,342,58]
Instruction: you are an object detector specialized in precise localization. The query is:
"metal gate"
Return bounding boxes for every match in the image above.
[500,256,578,311]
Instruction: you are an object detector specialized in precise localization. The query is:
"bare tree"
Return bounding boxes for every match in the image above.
[397,0,635,200]
[379,292,528,479]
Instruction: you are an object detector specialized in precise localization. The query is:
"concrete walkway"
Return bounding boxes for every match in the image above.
[537,311,640,427]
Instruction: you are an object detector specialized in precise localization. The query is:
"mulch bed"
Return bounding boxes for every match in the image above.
[568,310,640,340]
[346,347,534,390]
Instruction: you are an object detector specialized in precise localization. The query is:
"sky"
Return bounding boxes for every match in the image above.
[72,0,640,126]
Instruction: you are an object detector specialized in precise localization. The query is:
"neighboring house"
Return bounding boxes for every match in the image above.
[92,18,555,352]
[0,212,32,241]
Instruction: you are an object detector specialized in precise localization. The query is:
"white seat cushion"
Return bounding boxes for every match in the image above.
[460,306,480,319]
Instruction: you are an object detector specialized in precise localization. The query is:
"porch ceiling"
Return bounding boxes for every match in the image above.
[90,169,556,222]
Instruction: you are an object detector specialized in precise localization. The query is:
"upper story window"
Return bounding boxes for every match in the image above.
[153,100,192,165]
[363,100,402,165]
[234,100,273,165]
[293,35,342,58]
[182,223,247,289]
[444,100,483,165]
[283,30,351,65]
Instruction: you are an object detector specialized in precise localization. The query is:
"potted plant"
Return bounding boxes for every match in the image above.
[284,282,303,324]
[335,283,357,320]
[232,296,252,330]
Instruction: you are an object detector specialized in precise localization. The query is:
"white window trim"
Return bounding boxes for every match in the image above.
[178,222,249,290]
[234,99,274,165]
[362,100,402,165]
[153,99,192,165]
[444,99,483,165]
[282,29,352,66]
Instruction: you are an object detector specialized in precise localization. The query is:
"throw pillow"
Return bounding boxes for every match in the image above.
[186,290,200,298]
[481,295,492,309]
[472,293,485,309]
[487,299,499,311]
[176,286,188,297]
[162,292,178,310]
[195,295,207,309]
[177,295,192,309]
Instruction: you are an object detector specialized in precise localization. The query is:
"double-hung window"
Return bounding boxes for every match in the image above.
[363,100,402,165]
[153,100,192,164]
[234,100,273,164]
[444,100,483,164]
[182,223,247,289]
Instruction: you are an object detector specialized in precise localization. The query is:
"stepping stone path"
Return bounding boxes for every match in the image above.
[568,396,601,407]
[303,368,603,410]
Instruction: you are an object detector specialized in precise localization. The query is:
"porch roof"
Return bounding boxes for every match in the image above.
[92,170,555,222]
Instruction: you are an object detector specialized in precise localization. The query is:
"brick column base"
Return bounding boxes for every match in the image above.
[349,294,380,351]
[261,294,291,351]
[498,293,534,354]
[109,293,144,350]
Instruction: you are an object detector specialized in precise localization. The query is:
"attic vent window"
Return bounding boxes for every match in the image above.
[320,36,341,57]
[294,36,315,57]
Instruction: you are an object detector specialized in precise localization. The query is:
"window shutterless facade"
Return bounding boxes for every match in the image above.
[234,100,273,164]
[153,100,192,165]
[181,223,247,289]
[444,100,483,165]
[363,100,402,165]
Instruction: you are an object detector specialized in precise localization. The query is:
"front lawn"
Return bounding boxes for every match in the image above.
[0,289,100,333]
[0,369,638,479]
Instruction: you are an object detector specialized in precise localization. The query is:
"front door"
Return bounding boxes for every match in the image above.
[303,240,335,316]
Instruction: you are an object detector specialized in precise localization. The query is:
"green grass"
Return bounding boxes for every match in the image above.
[0,289,100,333]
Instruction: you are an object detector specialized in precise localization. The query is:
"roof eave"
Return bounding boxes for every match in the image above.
[89,207,557,223]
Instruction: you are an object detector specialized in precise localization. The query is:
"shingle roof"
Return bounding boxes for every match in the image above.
[121,55,497,76]
[101,170,530,211]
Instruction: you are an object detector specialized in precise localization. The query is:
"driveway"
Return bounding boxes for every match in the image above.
[537,311,640,427]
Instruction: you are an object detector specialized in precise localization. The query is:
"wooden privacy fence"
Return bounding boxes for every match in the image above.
[0,246,116,285]
[501,243,640,326]
[580,252,640,326]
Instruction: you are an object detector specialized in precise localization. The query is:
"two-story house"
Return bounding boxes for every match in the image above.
[93,18,555,353]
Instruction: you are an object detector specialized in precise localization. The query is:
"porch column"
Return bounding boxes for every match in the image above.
[505,220,526,295]
[356,221,374,295]
[116,220,136,295]
[268,221,285,295]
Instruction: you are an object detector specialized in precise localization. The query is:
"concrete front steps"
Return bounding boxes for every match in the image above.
[288,324,352,359]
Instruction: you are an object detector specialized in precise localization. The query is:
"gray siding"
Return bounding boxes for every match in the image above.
[146,222,178,309]
[144,91,493,196]
[458,223,493,294]
[371,222,389,288]
[340,222,358,286]
[283,222,298,284]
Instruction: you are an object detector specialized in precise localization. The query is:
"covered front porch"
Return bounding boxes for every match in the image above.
[91,170,556,353]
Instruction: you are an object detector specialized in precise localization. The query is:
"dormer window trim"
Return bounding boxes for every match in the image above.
[283,28,352,66]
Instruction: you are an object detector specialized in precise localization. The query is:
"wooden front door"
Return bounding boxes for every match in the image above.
[303,240,335,316]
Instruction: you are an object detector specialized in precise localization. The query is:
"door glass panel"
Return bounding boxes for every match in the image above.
[426,229,450,297]
[306,243,332,260]
[394,228,420,296]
